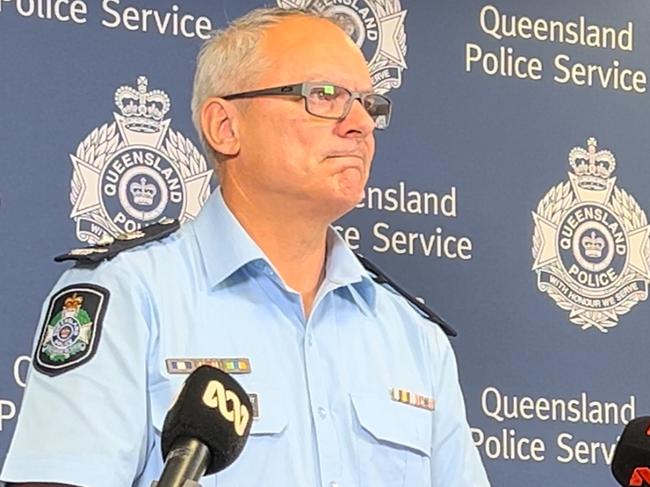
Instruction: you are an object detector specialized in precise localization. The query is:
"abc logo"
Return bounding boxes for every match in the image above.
[202,379,250,436]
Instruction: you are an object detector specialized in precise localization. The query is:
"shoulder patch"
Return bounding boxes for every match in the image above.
[54,219,180,266]
[34,284,110,376]
[356,254,458,337]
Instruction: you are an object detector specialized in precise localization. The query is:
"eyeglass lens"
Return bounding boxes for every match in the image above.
[306,84,390,129]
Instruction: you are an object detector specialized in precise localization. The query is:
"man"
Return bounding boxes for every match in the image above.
[1,7,490,487]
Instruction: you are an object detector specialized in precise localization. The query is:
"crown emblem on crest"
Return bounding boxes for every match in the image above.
[581,231,605,258]
[63,294,83,311]
[130,177,157,206]
[568,137,616,190]
[114,76,171,133]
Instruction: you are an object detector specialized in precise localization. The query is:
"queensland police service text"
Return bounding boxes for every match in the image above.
[465,4,646,94]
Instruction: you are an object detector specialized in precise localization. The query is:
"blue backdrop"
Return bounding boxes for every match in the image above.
[2,1,649,485]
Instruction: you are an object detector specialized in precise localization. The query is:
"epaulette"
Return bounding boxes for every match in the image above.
[356,253,457,337]
[54,219,180,266]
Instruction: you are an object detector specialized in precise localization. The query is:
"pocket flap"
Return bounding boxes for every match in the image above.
[350,392,432,457]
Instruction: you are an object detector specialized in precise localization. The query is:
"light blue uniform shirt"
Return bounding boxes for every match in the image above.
[2,189,490,487]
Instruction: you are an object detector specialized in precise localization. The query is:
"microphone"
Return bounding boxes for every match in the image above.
[154,365,253,487]
[612,416,650,486]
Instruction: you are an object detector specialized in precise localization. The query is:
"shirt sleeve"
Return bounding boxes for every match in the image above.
[429,331,491,486]
[0,259,152,487]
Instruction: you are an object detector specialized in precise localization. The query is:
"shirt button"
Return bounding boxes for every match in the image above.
[318,407,328,419]
[307,334,313,346]
[329,482,339,487]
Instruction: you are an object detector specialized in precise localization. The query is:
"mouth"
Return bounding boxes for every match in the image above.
[325,153,365,163]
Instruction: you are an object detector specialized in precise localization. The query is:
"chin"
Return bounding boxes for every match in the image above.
[324,187,364,219]
[305,176,366,221]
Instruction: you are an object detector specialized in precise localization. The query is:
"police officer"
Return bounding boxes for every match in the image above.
[2,7,490,487]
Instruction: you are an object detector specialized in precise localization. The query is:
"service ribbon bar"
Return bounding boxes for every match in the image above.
[166,357,251,375]
[391,387,435,411]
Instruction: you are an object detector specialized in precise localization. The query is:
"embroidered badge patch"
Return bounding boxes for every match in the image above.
[34,284,110,376]
[390,388,435,411]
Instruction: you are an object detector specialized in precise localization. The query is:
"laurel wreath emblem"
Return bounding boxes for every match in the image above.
[532,181,650,332]
[160,128,209,181]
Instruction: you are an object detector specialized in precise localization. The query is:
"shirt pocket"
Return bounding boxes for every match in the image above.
[350,392,432,487]
[148,380,291,486]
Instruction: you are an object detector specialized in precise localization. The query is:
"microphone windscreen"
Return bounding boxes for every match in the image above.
[612,416,650,485]
[161,365,253,475]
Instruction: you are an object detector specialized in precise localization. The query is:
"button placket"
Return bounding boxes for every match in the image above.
[303,298,341,487]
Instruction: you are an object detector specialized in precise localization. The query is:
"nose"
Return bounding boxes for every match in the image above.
[335,98,376,138]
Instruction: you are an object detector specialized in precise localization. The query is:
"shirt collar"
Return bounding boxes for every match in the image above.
[191,188,267,288]
[191,188,376,310]
[324,227,377,315]
[325,228,369,284]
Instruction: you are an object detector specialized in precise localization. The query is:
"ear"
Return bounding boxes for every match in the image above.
[200,97,240,157]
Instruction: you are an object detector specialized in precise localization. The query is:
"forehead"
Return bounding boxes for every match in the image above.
[258,16,372,89]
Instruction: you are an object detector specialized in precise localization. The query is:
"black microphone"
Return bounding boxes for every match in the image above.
[612,416,650,486]
[154,365,253,487]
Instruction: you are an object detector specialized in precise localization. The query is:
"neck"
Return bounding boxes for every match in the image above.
[220,183,329,318]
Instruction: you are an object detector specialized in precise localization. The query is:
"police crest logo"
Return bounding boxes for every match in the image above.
[69,76,212,244]
[532,137,650,332]
[277,0,407,94]
[34,285,109,376]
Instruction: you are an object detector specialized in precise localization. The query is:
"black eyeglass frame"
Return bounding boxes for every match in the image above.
[221,81,392,129]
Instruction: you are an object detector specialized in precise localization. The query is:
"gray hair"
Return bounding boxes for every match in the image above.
[191,7,340,166]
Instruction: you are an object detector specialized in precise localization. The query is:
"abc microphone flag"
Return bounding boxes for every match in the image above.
[612,416,650,486]
[155,365,253,487]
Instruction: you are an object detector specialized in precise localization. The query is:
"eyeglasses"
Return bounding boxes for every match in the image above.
[221,81,392,130]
